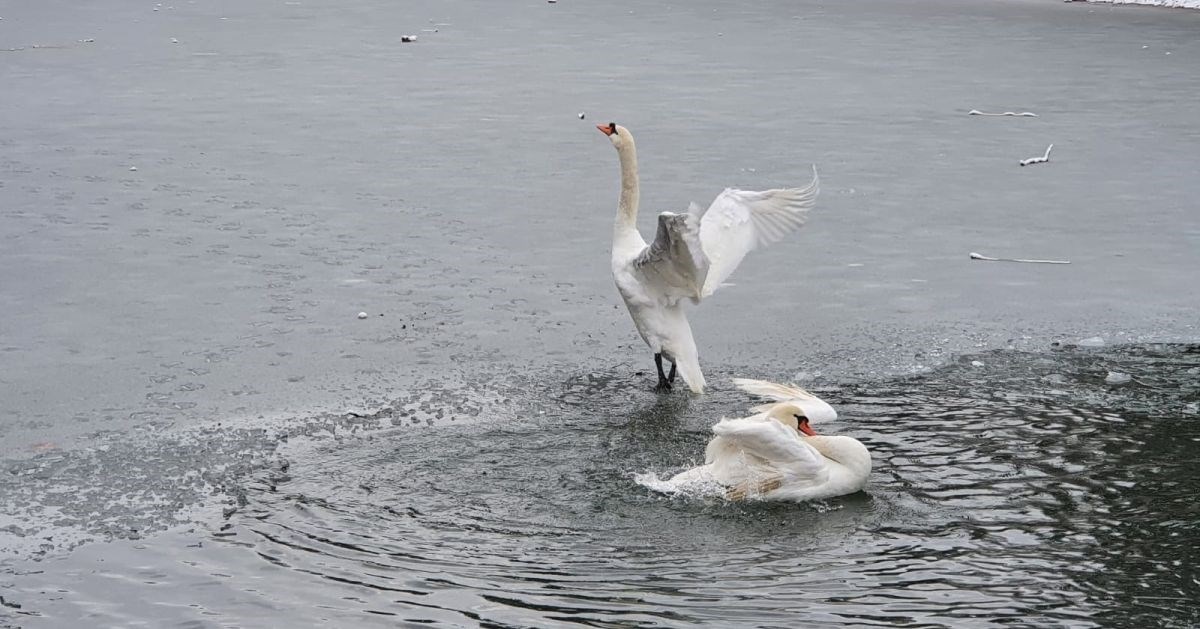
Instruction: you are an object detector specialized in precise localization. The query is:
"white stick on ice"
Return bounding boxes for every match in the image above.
[1019,144,1053,166]
[969,252,1070,264]
[968,110,1038,117]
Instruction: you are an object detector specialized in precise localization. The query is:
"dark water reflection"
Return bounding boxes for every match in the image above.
[5,344,1199,627]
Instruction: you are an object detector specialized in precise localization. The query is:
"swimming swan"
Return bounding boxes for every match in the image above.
[598,123,820,394]
[654,382,871,502]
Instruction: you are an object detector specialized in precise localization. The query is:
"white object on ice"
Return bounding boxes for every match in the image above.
[401,35,417,43]
[1078,336,1106,348]
[968,110,1038,117]
[171,37,179,43]
[129,166,137,171]
[971,360,985,368]
[1078,0,1200,8]
[578,112,585,119]
[357,312,368,319]
[1105,371,1132,385]
[969,252,1070,264]
[1019,144,1053,166]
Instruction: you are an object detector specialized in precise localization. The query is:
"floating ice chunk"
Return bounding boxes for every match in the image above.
[171,37,179,43]
[357,312,368,319]
[969,251,1070,264]
[971,360,985,368]
[129,166,138,171]
[1077,336,1105,348]
[968,109,1038,117]
[1105,371,1132,385]
[1019,144,1053,166]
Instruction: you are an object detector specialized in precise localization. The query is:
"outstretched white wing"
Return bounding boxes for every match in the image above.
[732,377,838,422]
[697,167,819,298]
[633,207,709,305]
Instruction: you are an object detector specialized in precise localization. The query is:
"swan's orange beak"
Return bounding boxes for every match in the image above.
[596,123,616,136]
[799,419,818,437]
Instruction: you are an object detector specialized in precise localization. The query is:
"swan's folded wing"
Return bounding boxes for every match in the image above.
[698,167,819,298]
[633,208,709,304]
[733,378,838,422]
[711,416,825,478]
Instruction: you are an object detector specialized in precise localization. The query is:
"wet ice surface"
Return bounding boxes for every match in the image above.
[2,0,1200,626]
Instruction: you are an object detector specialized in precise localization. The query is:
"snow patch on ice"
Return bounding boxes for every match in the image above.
[1077,0,1199,9]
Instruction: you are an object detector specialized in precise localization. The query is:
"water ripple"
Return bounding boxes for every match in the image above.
[5,345,1198,627]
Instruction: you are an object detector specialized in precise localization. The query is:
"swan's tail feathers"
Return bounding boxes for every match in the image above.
[667,350,700,396]
[674,354,706,394]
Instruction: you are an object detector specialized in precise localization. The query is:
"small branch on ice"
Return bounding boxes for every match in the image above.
[968,110,1038,117]
[969,252,1070,264]
[1019,144,1053,166]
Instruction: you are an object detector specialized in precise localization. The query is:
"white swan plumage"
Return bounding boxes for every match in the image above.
[598,123,820,394]
[640,381,871,502]
[730,377,839,420]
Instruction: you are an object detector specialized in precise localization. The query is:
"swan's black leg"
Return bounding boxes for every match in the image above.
[654,353,673,393]
[667,360,677,384]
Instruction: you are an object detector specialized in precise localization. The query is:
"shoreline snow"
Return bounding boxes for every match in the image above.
[1076,0,1200,9]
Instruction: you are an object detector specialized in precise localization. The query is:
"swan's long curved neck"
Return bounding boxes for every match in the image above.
[613,138,641,245]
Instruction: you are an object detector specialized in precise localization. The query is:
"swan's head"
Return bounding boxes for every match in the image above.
[766,402,819,437]
[596,122,632,150]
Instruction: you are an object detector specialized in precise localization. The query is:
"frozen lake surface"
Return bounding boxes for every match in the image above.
[2,0,1199,626]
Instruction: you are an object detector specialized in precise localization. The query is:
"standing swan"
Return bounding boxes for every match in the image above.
[598,123,820,393]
